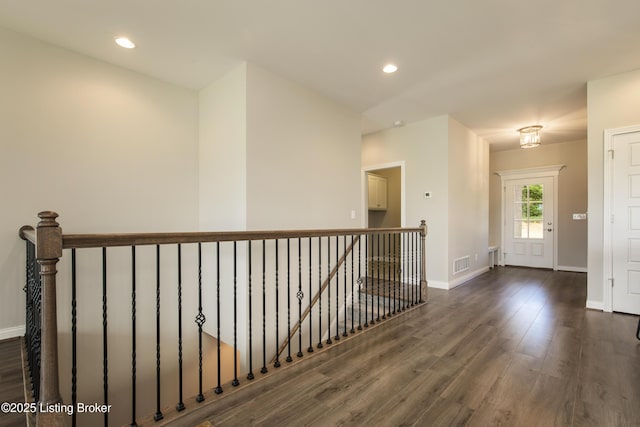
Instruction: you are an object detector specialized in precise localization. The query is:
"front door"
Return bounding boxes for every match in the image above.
[610,129,640,315]
[504,177,554,268]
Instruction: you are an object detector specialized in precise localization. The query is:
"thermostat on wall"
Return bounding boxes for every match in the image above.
[424,192,432,199]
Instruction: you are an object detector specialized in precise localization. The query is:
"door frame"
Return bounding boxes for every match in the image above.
[362,161,406,228]
[603,124,640,312]
[496,165,564,269]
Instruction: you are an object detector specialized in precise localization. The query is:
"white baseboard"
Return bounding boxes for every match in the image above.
[586,300,604,311]
[557,265,587,273]
[427,280,449,289]
[427,267,490,290]
[0,325,25,340]
[449,267,490,289]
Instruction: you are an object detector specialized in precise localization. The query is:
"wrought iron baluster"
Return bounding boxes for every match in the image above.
[274,240,281,368]
[215,242,224,394]
[307,237,313,354]
[247,241,255,380]
[286,239,292,363]
[350,235,355,334]
[297,238,304,358]
[387,233,392,317]
[413,232,417,305]
[365,234,369,328]
[382,233,386,320]
[392,233,396,315]
[153,245,163,422]
[261,240,268,374]
[335,236,340,341]
[317,237,323,349]
[24,241,36,399]
[411,232,415,306]
[103,247,110,426]
[195,243,205,402]
[130,247,137,426]
[232,242,240,386]
[71,249,78,427]
[420,224,426,303]
[405,233,410,310]
[326,236,332,345]
[176,244,185,411]
[358,235,363,331]
[376,233,380,323]
[343,235,348,337]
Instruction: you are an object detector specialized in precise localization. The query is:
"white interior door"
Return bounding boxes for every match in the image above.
[610,129,640,315]
[504,177,554,268]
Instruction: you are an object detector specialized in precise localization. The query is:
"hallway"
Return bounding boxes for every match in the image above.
[172,267,640,426]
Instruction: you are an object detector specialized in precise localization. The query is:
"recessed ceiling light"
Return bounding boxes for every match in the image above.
[115,37,136,49]
[383,64,398,74]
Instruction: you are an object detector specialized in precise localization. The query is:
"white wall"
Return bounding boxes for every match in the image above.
[197,62,363,377]
[0,26,199,336]
[362,116,450,284]
[587,68,640,308]
[362,116,489,287]
[447,117,490,283]
[245,63,362,230]
[199,64,247,231]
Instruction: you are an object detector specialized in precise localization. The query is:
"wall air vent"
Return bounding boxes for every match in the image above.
[453,256,470,275]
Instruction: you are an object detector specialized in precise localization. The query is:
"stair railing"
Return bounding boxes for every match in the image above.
[19,211,427,426]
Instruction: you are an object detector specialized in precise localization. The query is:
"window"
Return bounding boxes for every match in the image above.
[513,184,543,239]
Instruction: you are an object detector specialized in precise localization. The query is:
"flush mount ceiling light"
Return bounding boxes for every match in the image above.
[382,63,398,74]
[393,120,405,127]
[518,125,542,148]
[115,37,136,49]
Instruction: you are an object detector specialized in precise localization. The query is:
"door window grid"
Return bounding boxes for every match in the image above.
[514,184,544,239]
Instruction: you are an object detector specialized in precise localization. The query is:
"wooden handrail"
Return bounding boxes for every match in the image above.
[60,227,420,249]
[19,225,36,244]
[270,235,360,364]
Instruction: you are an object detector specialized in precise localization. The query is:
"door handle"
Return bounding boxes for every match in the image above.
[547,228,553,232]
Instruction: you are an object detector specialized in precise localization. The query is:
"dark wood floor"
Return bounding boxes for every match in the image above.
[171,267,640,427]
[0,338,27,427]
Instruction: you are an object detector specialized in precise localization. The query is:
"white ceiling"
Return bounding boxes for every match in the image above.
[2,0,640,150]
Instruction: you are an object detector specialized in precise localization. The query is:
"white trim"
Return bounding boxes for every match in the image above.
[497,165,564,271]
[426,267,489,290]
[586,300,604,311]
[0,325,25,340]
[495,164,565,178]
[557,266,587,273]
[362,161,406,228]
[427,280,449,289]
[603,124,640,313]
[449,267,489,289]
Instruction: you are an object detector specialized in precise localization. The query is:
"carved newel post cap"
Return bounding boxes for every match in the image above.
[36,211,62,260]
[38,211,60,228]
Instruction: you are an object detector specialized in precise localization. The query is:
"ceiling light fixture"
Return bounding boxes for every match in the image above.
[383,64,398,74]
[518,125,542,148]
[115,37,136,49]
[393,120,405,127]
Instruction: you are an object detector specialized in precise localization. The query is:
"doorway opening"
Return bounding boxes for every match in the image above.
[367,166,402,229]
[363,162,405,281]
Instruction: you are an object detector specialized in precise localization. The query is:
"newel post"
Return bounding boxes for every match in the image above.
[420,220,427,303]
[36,211,65,427]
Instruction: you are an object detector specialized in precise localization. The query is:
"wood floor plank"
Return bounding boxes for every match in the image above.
[155,268,640,427]
[0,338,27,427]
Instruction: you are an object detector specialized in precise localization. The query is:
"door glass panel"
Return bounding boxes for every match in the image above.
[529,221,543,239]
[513,184,544,239]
